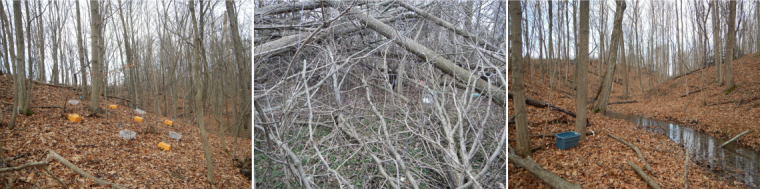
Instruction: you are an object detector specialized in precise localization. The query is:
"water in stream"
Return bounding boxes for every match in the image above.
[605,112,759,188]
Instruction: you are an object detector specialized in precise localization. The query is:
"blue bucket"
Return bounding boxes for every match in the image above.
[555,131,580,150]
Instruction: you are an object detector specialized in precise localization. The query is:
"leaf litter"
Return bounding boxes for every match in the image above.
[0,76,252,188]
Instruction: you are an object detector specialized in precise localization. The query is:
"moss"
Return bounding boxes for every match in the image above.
[724,85,737,95]
[593,108,600,113]
[25,110,33,116]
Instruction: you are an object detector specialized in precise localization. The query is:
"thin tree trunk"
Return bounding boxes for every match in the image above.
[189,0,214,183]
[75,0,87,100]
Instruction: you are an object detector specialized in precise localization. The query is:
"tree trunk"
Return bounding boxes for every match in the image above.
[87,0,104,114]
[75,0,88,100]
[621,31,628,99]
[509,1,531,157]
[576,1,589,141]
[594,0,626,115]
[189,0,214,184]
[36,1,44,82]
[226,0,251,138]
[13,0,27,116]
[712,0,723,84]
[507,147,581,189]
[724,0,736,90]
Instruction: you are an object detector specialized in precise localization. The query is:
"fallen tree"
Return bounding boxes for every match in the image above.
[326,0,506,107]
[507,146,581,189]
[719,130,751,148]
[607,133,654,173]
[680,88,705,97]
[627,161,661,189]
[508,92,576,117]
[608,100,638,105]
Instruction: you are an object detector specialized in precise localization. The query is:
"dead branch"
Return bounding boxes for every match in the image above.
[608,100,638,105]
[606,133,654,173]
[507,146,581,189]
[680,88,705,97]
[626,161,662,189]
[508,92,576,117]
[325,0,506,106]
[719,130,751,148]
[46,150,126,189]
[0,161,47,173]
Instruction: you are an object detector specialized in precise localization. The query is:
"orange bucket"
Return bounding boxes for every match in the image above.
[164,120,173,126]
[134,116,143,123]
[109,105,117,109]
[158,142,171,151]
[67,114,82,123]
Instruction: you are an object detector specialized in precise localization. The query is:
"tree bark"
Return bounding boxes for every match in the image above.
[87,0,104,114]
[724,0,736,90]
[576,0,589,141]
[594,1,625,115]
[508,1,530,157]
[13,0,27,116]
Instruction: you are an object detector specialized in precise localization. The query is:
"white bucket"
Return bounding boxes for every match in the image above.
[68,100,80,105]
[119,129,136,140]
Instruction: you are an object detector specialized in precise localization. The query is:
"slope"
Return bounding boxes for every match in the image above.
[508,63,737,188]
[0,76,252,188]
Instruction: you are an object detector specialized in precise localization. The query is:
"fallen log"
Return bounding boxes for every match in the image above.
[0,161,47,173]
[46,150,126,189]
[680,88,704,97]
[507,146,581,189]
[531,131,595,138]
[508,92,576,117]
[608,100,638,105]
[606,133,654,174]
[627,161,662,189]
[719,130,751,148]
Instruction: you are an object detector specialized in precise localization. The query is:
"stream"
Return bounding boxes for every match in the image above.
[605,112,759,188]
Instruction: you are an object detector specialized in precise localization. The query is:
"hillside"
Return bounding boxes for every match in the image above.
[508,62,737,188]
[610,53,760,151]
[0,75,252,188]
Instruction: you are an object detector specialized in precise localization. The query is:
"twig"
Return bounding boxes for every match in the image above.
[606,133,654,174]
[0,162,47,173]
[626,161,661,189]
[46,150,126,189]
[719,130,751,148]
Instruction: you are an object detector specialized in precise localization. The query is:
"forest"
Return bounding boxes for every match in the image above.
[510,0,760,188]
[0,0,253,188]
[255,0,506,188]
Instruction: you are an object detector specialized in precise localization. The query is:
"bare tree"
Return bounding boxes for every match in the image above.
[594,0,626,115]
[189,0,214,184]
[87,0,104,114]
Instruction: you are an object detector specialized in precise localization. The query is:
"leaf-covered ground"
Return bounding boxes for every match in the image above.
[0,76,252,188]
[508,61,741,188]
[610,53,760,153]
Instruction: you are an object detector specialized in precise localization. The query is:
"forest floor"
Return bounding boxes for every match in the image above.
[611,53,760,157]
[0,76,252,188]
[508,62,741,188]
